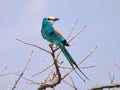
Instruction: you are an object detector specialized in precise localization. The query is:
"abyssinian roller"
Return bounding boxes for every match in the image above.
[41,16,89,82]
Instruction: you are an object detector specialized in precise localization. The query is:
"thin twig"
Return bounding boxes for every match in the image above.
[11,50,33,90]
[0,72,19,77]
[106,66,114,84]
[62,68,78,90]
[80,66,96,69]
[67,19,79,40]
[114,62,120,70]
[68,25,86,43]
[0,66,7,75]
[0,77,4,90]
[16,38,51,54]
[32,63,54,77]
[69,76,78,90]
[44,70,54,83]
[60,65,95,70]
[15,73,38,85]
[78,45,98,65]
[63,80,74,89]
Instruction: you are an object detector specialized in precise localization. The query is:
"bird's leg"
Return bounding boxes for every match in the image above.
[54,41,60,51]
[49,43,55,55]
[49,41,60,52]
[49,43,56,49]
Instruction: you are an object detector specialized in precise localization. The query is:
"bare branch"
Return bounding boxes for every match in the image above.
[0,66,7,75]
[0,72,19,77]
[32,63,54,77]
[16,38,51,54]
[80,66,96,69]
[62,67,78,90]
[68,25,86,44]
[11,50,33,90]
[15,73,38,85]
[63,80,73,87]
[60,65,95,70]
[69,76,78,90]
[37,45,61,90]
[14,20,98,90]
[67,19,79,40]
[114,62,120,70]
[90,84,120,90]
[79,45,98,65]
[44,70,54,83]
[106,66,115,84]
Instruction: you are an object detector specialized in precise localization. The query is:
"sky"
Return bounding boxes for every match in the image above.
[0,0,120,90]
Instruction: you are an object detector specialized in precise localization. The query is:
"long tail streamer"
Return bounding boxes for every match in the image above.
[58,42,89,82]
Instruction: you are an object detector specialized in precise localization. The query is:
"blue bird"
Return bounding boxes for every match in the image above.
[41,16,89,82]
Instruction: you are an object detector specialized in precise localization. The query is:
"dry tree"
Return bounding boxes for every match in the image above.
[15,20,97,90]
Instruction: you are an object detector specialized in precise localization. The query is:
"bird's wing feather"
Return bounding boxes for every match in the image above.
[53,30,63,36]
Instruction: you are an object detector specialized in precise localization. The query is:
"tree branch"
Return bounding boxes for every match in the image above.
[32,63,54,77]
[79,45,98,65]
[16,38,51,54]
[11,50,33,90]
[67,19,79,40]
[68,25,86,44]
[90,84,120,90]
[37,45,61,90]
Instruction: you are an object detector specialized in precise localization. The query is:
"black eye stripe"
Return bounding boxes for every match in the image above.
[47,18,53,20]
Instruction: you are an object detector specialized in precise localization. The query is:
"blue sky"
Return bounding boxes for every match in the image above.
[0,0,120,90]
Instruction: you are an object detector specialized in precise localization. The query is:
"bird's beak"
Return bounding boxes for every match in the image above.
[54,18,59,21]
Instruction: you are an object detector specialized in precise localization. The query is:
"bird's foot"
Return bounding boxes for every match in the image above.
[49,43,54,47]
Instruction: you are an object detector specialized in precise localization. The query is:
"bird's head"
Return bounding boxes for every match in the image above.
[42,16,59,25]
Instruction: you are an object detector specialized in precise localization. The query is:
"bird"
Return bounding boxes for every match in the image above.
[41,16,89,82]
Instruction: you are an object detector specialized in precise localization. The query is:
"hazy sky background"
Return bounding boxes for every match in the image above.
[0,0,120,90]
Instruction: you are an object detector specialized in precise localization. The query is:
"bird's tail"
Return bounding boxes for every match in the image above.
[57,42,89,82]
